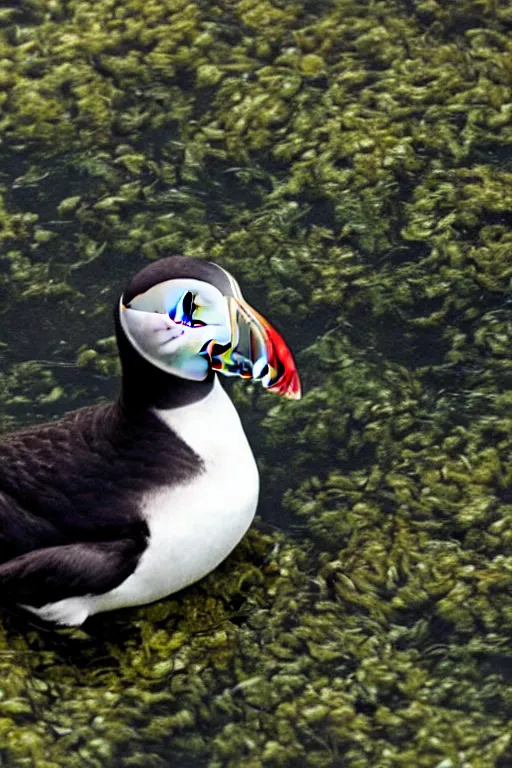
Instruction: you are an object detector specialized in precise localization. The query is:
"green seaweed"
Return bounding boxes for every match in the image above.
[0,0,511,765]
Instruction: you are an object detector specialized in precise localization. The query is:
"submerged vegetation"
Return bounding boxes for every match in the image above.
[0,0,511,765]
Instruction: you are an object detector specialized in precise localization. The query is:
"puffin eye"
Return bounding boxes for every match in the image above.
[182,291,194,318]
[170,291,206,327]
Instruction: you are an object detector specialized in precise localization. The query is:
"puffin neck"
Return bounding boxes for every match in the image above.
[114,305,215,412]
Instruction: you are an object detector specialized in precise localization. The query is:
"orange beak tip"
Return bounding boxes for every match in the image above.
[288,383,302,401]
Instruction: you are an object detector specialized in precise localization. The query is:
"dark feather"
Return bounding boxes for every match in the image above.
[0,535,147,606]
[0,400,200,605]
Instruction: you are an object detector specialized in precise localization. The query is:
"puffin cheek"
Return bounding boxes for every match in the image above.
[179,328,211,356]
[124,310,172,348]
[151,327,184,350]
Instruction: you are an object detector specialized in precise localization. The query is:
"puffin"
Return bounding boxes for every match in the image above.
[0,256,300,626]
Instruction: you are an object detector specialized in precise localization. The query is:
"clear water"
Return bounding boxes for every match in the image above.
[0,1,511,766]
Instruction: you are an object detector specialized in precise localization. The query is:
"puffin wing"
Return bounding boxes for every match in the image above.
[0,402,197,547]
[0,402,197,616]
[0,489,65,561]
[0,535,146,607]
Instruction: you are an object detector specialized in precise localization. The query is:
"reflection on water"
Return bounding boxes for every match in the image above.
[0,0,511,765]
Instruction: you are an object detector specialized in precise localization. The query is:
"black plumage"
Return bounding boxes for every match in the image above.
[0,402,200,606]
[0,256,235,610]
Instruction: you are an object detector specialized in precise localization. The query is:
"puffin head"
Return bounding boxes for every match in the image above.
[118,256,301,401]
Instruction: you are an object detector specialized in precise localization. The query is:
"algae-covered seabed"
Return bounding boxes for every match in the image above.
[0,0,511,765]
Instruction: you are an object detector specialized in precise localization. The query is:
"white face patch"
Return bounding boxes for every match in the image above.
[120,278,232,381]
[120,270,302,398]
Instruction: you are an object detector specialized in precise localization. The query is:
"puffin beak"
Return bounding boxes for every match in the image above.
[207,296,301,400]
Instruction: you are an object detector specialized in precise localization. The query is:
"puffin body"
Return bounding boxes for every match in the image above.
[0,257,300,626]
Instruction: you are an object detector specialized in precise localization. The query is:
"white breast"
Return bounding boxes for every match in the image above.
[91,377,258,615]
[25,377,259,626]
